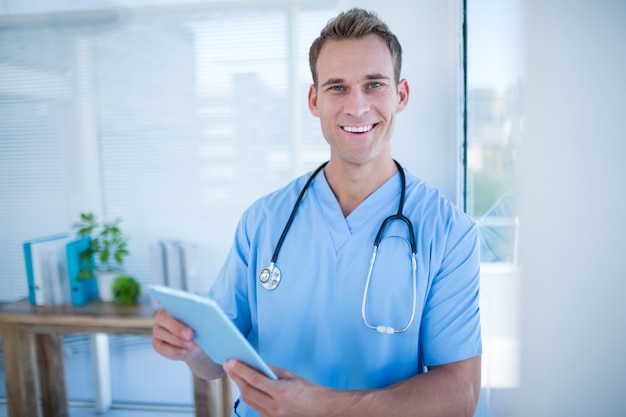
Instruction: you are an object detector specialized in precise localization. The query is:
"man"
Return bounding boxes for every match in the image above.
[153,8,481,417]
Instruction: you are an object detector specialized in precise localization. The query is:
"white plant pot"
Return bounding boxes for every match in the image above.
[96,270,120,302]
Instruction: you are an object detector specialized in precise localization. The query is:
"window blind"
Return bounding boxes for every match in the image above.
[0,3,338,301]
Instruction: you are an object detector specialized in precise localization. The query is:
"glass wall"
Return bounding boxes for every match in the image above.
[467,1,525,416]
[467,0,524,264]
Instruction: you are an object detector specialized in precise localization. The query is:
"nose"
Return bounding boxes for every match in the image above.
[343,89,370,117]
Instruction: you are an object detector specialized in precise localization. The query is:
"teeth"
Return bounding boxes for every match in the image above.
[342,125,373,133]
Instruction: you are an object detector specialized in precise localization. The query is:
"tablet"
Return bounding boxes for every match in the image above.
[149,284,277,380]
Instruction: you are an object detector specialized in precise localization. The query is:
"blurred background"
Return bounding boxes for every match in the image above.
[1,0,624,416]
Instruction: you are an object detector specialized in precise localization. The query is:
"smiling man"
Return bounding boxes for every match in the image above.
[308,30,409,217]
[153,8,482,417]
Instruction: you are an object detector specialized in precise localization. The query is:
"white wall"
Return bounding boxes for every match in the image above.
[340,0,463,203]
[518,1,626,415]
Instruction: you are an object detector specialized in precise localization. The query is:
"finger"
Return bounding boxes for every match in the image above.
[155,308,194,341]
[152,310,195,359]
[225,361,274,415]
[233,380,272,417]
[225,361,280,396]
[151,333,188,360]
[152,321,192,349]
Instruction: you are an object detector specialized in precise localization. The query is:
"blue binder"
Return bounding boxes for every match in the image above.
[66,237,99,306]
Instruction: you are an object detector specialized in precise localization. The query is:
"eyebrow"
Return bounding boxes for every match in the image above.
[320,73,391,88]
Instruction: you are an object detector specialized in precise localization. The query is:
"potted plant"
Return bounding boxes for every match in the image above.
[72,212,130,302]
[112,275,141,304]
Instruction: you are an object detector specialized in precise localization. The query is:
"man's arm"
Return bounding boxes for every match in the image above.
[224,355,481,417]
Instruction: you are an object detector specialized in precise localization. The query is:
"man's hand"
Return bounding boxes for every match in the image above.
[152,308,201,360]
[224,360,345,417]
[152,308,224,379]
[224,356,481,417]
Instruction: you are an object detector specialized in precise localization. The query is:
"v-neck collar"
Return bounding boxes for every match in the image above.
[312,169,403,252]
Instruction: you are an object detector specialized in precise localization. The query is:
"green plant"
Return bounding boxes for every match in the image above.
[72,212,130,280]
[112,275,141,304]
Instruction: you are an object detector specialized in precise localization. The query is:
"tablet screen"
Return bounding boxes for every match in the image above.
[149,284,277,380]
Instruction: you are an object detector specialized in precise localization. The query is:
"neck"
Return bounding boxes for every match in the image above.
[324,158,398,217]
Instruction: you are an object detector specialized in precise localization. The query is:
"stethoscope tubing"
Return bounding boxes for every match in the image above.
[260,160,418,334]
[269,161,328,266]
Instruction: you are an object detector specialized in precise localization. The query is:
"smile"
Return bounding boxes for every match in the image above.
[341,124,375,133]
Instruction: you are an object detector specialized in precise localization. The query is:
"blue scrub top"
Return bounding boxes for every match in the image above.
[209,167,482,417]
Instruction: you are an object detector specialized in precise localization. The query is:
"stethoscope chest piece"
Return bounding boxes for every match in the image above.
[259,263,281,290]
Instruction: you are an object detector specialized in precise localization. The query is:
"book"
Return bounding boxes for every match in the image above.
[176,240,201,293]
[24,233,70,305]
[23,234,99,306]
[163,240,184,290]
[149,239,201,293]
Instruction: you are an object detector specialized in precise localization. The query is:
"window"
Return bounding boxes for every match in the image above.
[0,1,338,407]
[466,0,525,415]
[467,0,524,265]
[0,2,337,300]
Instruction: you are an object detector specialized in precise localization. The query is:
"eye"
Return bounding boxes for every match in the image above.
[329,85,344,91]
[368,81,382,89]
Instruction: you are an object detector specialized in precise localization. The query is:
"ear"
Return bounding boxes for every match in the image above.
[308,84,320,117]
[396,79,410,113]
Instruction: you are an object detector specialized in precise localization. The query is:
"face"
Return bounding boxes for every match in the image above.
[308,34,409,168]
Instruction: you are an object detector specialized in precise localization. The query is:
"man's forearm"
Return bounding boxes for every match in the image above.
[327,356,481,417]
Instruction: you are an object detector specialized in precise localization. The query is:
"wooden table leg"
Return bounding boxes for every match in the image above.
[1,324,39,417]
[193,374,211,417]
[35,334,68,417]
[219,376,232,417]
[193,374,232,417]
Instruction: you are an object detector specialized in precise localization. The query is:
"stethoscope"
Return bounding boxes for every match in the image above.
[259,160,417,334]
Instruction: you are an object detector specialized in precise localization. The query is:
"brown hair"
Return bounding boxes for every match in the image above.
[308,8,403,87]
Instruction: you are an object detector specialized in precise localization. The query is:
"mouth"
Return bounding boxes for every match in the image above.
[341,124,376,133]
